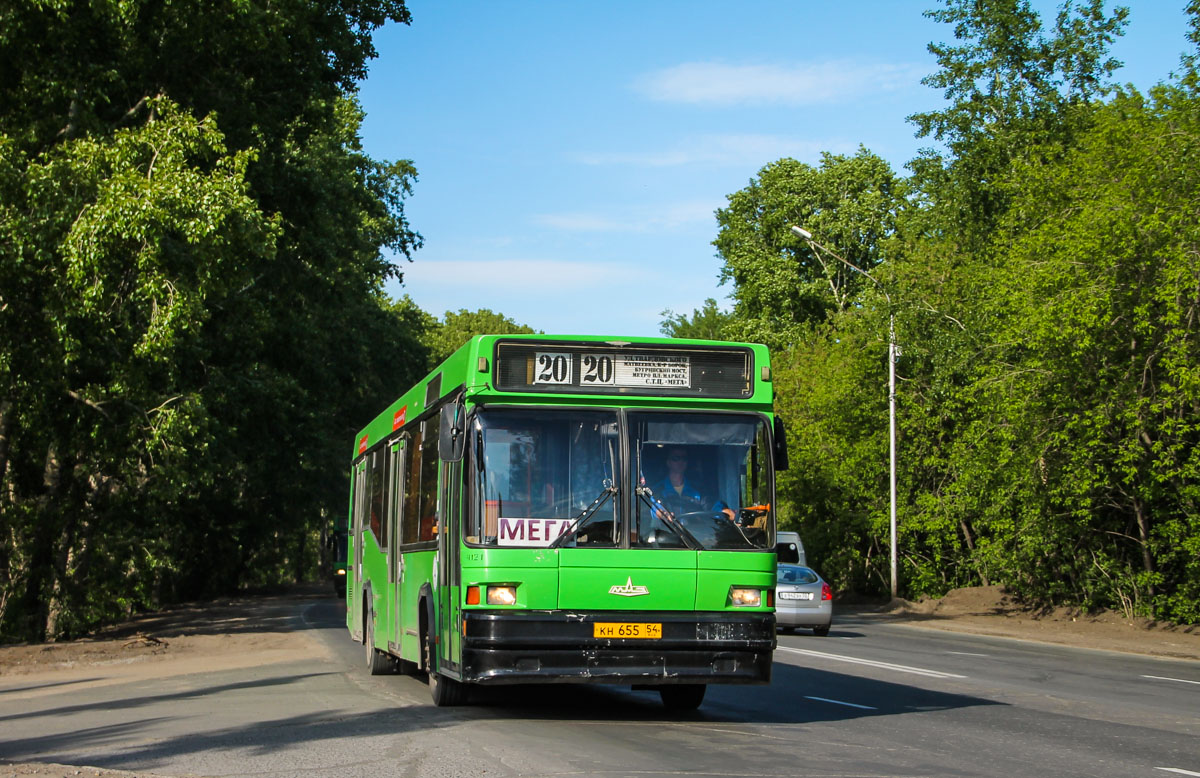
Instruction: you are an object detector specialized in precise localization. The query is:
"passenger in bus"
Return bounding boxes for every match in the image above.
[652,447,736,521]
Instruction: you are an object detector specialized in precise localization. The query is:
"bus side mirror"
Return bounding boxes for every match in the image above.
[439,402,465,462]
[773,415,789,471]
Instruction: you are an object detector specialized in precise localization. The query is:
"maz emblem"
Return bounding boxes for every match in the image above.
[609,576,650,597]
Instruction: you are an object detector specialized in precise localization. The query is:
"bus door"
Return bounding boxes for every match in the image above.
[387,439,406,655]
[437,459,463,672]
[349,458,367,640]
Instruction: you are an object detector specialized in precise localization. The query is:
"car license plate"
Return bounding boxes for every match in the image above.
[594,622,662,639]
[779,592,814,600]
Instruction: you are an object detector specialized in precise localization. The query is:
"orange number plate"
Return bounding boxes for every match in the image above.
[593,622,662,639]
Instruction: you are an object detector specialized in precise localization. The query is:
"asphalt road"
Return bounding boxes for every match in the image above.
[1,597,1198,778]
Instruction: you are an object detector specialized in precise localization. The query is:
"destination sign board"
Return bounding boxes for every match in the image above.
[495,340,753,398]
[532,352,691,389]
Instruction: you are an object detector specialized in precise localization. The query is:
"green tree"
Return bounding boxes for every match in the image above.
[972,86,1200,622]
[424,308,538,366]
[908,0,1128,246]
[713,148,903,349]
[0,2,424,641]
[659,298,734,341]
[874,0,1140,603]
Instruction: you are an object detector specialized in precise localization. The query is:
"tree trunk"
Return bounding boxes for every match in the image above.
[41,445,79,641]
[1133,497,1156,599]
[0,400,12,496]
[960,519,991,586]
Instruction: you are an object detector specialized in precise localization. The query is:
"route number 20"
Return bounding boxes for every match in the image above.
[534,352,572,384]
[534,352,617,386]
[581,354,615,385]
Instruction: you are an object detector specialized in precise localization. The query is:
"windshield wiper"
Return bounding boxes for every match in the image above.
[549,481,617,548]
[635,485,703,550]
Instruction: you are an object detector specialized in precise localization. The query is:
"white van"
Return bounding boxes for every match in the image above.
[776,531,806,566]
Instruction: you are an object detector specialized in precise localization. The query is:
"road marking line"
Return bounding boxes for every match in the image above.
[1155,768,1200,776]
[1143,675,1200,686]
[805,695,877,710]
[777,646,967,679]
[947,651,990,657]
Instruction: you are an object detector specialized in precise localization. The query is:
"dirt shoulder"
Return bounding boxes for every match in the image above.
[0,585,336,693]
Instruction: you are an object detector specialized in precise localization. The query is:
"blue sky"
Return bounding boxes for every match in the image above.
[357,2,1191,338]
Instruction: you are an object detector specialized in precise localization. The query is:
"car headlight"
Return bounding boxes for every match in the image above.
[729,587,762,607]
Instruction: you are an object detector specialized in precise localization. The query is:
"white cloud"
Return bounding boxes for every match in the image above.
[532,200,718,233]
[401,258,654,293]
[391,249,730,337]
[573,133,846,168]
[635,61,924,105]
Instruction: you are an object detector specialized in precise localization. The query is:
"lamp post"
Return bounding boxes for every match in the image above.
[790,225,898,599]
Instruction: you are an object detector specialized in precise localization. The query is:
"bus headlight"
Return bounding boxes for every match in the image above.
[487,585,518,605]
[729,587,761,607]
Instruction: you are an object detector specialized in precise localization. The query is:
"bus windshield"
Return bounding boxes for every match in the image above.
[466,408,773,550]
[469,409,621,547]
[630,412,773,551]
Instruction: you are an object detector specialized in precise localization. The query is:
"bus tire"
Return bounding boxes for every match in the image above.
[364,604,392,676]
[659,684,706,710]
[424,618,466,706]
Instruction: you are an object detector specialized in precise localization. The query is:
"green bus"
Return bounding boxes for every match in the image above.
[345,335,787,708]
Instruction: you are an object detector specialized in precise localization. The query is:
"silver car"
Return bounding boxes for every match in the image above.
[775,564,832,635]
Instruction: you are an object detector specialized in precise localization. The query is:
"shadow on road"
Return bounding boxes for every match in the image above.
[0,706,461,771]
[0,678,106,695]
[0,673,337,725]
[461,661,1001,725]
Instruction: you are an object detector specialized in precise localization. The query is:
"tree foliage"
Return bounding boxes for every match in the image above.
[713,149,903,349]
[908,0,1128,247]
[423,308,539,366]
[715,1,1200,623]
[0,2,425,641]
[659,298,734,341]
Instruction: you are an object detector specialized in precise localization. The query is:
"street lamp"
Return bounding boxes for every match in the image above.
[790,225,899,599]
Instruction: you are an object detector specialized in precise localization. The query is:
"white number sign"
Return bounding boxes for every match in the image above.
[533,352,573,385]
[581,353,616,385]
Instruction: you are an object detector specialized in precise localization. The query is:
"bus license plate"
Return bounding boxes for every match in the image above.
[594,622,662,639]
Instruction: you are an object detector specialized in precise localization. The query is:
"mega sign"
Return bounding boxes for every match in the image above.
[496,517,573,547]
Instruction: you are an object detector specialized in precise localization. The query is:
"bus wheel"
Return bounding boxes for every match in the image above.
[364,607,392,676]
[424,625,466,706]
[659,684,706,710]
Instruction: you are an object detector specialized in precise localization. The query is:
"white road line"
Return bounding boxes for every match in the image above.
[1143,674,1200,686]
[805,695,877,710]
[1155,768,1200,776]
[947,651,990,657]
[777,646,968,679]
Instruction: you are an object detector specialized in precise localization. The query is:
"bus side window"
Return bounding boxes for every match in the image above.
[419,419,440,541]
[403,428,422,545]
[368,448,386,547]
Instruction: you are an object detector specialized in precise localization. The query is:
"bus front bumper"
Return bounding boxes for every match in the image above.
[459,610,775,685]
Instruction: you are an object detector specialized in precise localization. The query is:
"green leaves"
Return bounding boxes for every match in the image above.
[659,298,734,341]
[0,3,418,641]
[708,3,1200,624]
[713,149,903,349]
[423,307,538,366]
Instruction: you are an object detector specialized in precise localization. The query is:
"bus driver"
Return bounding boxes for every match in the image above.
[653,447,736,521]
